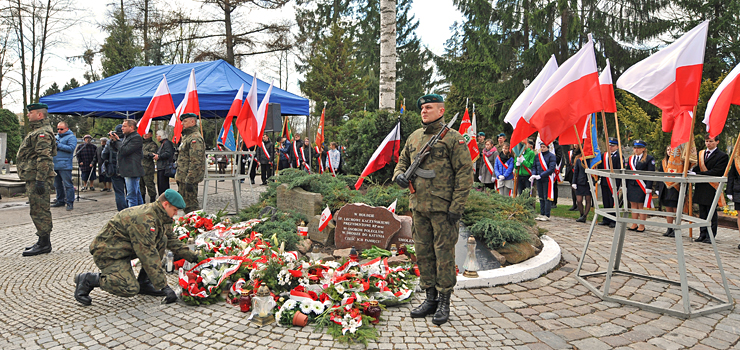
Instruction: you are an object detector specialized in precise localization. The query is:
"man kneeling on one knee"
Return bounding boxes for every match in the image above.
[74,189,199,306]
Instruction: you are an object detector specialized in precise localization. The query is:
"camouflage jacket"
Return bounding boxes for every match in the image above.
[393,118,473,214]
[175,126,205,184]
[141,137,158,173]
[16,119,57,182]
[89,202,197,290]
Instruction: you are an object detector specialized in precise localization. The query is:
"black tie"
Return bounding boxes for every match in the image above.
[706,151,710,161]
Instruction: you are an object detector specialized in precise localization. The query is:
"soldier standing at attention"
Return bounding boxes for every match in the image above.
[17,103,57,257]
[140,130,158,203]
[393,94,473,325]
[175,113,205,214]
[74,189,199,305]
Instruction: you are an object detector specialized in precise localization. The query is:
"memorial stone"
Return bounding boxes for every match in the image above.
[334,203,402,250]
[389,215,414,248]
[308,214,335,246]
[276,183,323,218]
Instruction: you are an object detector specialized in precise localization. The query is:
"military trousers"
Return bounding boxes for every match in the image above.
[140,170,157,203]
[177,181,199,214]
[93,256,140,297]
[412,210,459,294]
[26,180,52,237]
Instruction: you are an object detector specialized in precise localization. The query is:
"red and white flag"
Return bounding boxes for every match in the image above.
[137,74,176,136]
[616,21,708,147]
[222,84,244,144]
[318,206,332,232]
[354,122,401,190]
[703,63,740,138]
[315,105,326,151]
[599,59,617,113]
[235,75,259,147]
[458,106,480,162]
[251,80,274,147]
[169,69,200,143]
[387,199,397,213]
[524,36,602,144]
[505,55,558,147]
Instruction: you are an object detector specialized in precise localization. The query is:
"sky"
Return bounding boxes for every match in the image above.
[4,0,463,114]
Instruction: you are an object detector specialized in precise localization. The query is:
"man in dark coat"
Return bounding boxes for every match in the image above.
[104,127,127,211]
[255,134,274,184]
[598,138,624,228]
[154,130,175,195]
[111,119,145,208]
[96,138,112,192]
[692,135,728,243]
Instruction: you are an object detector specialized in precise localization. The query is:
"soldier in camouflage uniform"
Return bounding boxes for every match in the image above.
[175,113,205,214]
[140,130,158,203]
[393,94,473,325]
[74,189,198,306]
[17,103,57,257]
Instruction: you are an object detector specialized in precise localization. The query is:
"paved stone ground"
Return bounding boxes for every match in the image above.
[1,187,740,349]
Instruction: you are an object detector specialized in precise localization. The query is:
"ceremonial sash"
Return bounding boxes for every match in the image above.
[698,150,726,207]
[260,143,271,162]
[538,152,555,201]
[556,157,564,182]
[484,155,495,175]
[628,155,653,208]
[300,147,311,173]
[327,151,337,177]
[315,146,324,173]
[602,152,614,194]
[292,142,301,168]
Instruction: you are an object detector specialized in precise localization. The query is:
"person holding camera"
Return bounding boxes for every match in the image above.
[110,120,145,208]
[17,103,57,257]
[103,125,128,211]
[175,113,205,214]
[74,189,199,306]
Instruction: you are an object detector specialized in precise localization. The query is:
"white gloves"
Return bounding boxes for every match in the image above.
[517,155,524,163]
[728,195,733,201]
[656,191,660,196]
[498,175,505,180]
[687,171,696,175]
[478,175,483,182]
[528,176,535,182]
[646,189,652,194]
[534,175,541,180]
[572,184,577,189]
[516,161,522,166]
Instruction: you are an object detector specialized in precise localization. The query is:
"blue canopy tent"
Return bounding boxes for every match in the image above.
[39,60,309,119]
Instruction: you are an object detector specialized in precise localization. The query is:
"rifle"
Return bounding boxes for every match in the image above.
[404,113,459,194]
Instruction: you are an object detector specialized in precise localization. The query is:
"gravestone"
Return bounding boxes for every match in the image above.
[276,183,323,218]
[334,203,402,250]
[389,215,414,248]
[455,223,501,271]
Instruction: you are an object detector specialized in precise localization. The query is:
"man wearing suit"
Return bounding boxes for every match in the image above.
[692,135,728,243]
[598,138,623,228]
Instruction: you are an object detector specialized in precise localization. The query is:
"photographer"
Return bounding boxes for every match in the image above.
[103,125,127,211]
[110,119,145,208]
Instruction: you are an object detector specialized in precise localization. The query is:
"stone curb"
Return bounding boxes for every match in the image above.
[455,235,561,289]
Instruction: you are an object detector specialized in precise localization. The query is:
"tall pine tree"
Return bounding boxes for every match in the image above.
[101,6,140,78]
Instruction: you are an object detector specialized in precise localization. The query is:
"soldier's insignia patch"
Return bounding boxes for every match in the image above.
[150,227,156,232]
[192,140,197,143]
[39,134,45,137]
[458,140,464,144]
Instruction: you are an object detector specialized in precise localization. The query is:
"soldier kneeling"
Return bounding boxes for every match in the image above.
[74,189,199,305]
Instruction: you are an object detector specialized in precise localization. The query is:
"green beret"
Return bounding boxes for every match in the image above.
[180,113,198,121]
[27,103,48,111]
[477,132,485,136]
[416,94,444,109]
[163,189,186,209]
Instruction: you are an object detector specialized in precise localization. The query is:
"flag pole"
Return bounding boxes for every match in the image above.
[723,131,740,177]
[682,106,698,238]
[601,110,614,173]
[574,125,588,169]
[613,111,626,205]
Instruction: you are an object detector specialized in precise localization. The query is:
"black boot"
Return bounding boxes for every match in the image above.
[137,269,166,296]
[410,288,438,318]
[576,215,586,223]
[25,236,43,251]
[23,236,51,256]
[74,272,100,306]
[568,205,578,211]
[663,228,675,237]
[432,292,452,325]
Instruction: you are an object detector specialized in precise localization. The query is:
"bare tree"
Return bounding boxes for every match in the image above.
[378,0,396,110]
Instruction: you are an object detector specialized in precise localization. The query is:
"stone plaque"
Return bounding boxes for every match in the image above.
[389,215,414,248]
[276,183,323,218]
[334,203,402,250]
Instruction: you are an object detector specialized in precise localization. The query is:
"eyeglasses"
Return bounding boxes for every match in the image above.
[57,128,65,130]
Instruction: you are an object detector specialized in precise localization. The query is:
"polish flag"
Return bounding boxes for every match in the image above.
[599,59,617,113]
[524,36,602,145]
[170,69,200,143]
[505,55,558,147]
[458,107,480,162]
[354,122,401,190]
[557,114,589,146]
[318,206,332,232]
[387,199,397,213]
[235,75,258,147]
[703,63,740,138]
[252,80,274,146]
[221,84,244,145]
[137,74,176,136]
[616,21,708,148]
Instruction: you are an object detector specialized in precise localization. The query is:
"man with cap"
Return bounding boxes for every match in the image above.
[393,93,473,325]
[692,135,728,243]
[74,189,199,306]
[75,135,98,191]
[598,137,624,228]
[496,133,507,150]
[175,113,206,214]
[140,130,158,203]
[17,103,57,257]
